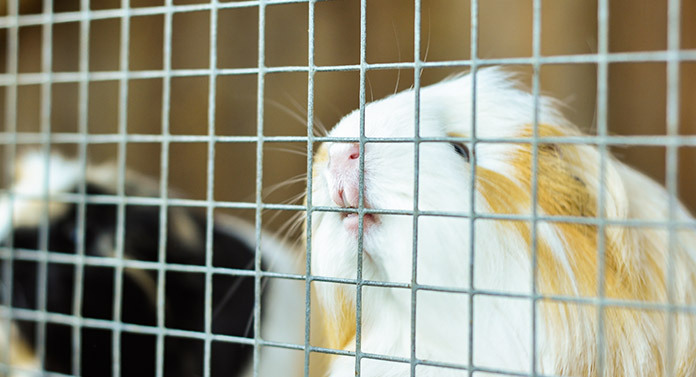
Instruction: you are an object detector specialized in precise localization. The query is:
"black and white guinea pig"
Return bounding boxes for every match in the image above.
[0,152,303,377]
[309,68,696,376]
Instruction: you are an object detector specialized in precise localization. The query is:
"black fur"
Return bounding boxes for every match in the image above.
[3,183,262,377]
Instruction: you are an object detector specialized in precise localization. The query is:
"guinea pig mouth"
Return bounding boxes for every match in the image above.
[340,208,377,234]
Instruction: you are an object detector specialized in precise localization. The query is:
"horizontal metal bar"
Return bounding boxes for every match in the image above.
[0,308,563,377]
[2,190,694,229]
[0,247,297,278]
[314,49,696,70]
[306,277,696,314]
[2,189,695,229]
[1,50,694,87]
[3,248,695,314]
[308,205,696,229]
[3,133,696,147]
[0,364,73,377]
[0,309,313,357]
[0,303,655,377]
[306,344,562,377]
[0,191,306,210]
[0,0,333,28]
[0,133,311,144]
[0,306,300,348]
[0,67,310,86]
[304,134,696,148]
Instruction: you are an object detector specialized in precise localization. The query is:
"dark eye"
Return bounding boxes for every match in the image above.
[451,142,470,161]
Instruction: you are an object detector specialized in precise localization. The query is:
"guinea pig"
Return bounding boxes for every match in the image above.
[308,68,696,376]
[0,152,303,377]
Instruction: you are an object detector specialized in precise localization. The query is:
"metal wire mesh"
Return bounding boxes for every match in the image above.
[0,1,695,377]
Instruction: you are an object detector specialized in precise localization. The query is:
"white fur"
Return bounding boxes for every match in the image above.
[310,69,696,376]
[0,152,82,241]
[217,214,305,377]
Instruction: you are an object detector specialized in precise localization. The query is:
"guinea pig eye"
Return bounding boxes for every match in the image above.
[451,142,470,161]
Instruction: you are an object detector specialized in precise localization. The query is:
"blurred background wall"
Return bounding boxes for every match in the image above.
[0,0,695,232]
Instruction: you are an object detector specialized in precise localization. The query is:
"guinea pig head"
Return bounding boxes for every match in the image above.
[310,82,482,290]
[308,68,593,351]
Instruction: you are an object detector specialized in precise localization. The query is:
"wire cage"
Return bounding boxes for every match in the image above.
[0,0,695,376]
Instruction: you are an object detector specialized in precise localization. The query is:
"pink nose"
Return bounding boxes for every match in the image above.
[327,143,361,207]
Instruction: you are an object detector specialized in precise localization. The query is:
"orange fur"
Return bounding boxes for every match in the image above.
[313,144,329,176]
[318,283,357,351]
[475,124,696,376]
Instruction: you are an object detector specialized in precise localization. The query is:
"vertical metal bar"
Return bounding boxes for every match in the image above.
[410,0,422,376]
[595,0,610,375]
[156,1,174,376]
[466,0,478,375]
[1,0,19,374]
[204,2,220,377]
[113,1,131,376]
[530,0,542,375]
[36,0,55,370]
[71,0,92,374]
[254,1,267,376]
[354,0,367,375]
[664,0,681,375]
[304,1,316,376]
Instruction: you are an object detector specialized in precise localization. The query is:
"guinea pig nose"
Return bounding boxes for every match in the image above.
[328,143,361,171]
[327,143,362,208]
[348,146,359,160]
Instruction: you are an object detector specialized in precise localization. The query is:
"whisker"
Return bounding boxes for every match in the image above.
[240,264,275,339]
[234,213,306,340]
[263,174,308,199]
[265,97,313,132]
[264,193,308,228]
[276,205,306,229]
[283,93,330,137]
[265,145,308,158]
[238,173,305,203]
[212,258,255,320]
[263,190,308,233]
[315,117,330,137]
[240,225,304,339]
[420,10,432,80]
[264,200,306,228]
[392,20,402,95]
[276,210,307,242]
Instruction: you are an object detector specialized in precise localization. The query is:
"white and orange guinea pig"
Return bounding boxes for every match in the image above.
[308,68,696,377]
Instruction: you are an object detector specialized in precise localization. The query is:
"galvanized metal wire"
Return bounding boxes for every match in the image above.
[155,1,173,375]
[0,1,694,377]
